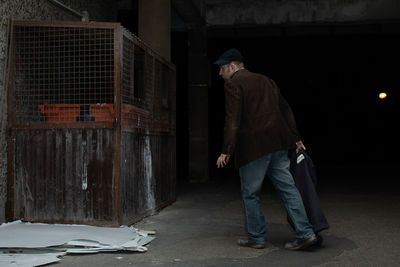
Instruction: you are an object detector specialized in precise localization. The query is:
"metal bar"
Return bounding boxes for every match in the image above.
[121,127,170,134]
[10,122,114,130]
[171,67,177,135]
[13,20,117,29]
[151,56,156,130]
[113,24,122,225]
[6,130,15,222]
[6,19,15,222]
[46,0,88,21]
[2,19,11,129]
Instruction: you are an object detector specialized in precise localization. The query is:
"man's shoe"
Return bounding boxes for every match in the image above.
[284,235,317,250]
[237,239,266,249]
[310,234,323,248]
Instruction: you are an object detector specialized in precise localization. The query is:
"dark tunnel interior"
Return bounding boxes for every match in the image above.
[172,25,399,191]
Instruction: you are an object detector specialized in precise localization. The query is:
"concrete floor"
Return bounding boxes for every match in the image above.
[56,168,400,267]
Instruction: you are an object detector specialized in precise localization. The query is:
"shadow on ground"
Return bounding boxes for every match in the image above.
[57,165,400,267]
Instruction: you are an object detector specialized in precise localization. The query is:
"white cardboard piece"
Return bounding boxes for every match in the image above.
[0,221,155,266]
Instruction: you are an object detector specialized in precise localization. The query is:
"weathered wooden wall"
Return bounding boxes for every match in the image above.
[0,0,124,224]
[12,129,176,225]
[121,132,176,224]
[13,128,114,224]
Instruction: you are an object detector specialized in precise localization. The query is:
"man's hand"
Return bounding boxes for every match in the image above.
[216,154,230,168]
[295,141,306,153]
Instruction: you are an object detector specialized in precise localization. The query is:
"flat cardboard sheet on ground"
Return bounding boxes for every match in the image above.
[0,221,155,266]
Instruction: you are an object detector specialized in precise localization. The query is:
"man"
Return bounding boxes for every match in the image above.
[214,48,317,250]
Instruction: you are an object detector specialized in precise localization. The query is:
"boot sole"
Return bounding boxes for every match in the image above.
[285,236,317,250]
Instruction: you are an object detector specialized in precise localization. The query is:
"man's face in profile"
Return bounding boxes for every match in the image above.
[219,62,235,81]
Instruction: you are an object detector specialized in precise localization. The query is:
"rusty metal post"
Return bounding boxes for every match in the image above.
[5,19,15,222]
[113,24,122,225]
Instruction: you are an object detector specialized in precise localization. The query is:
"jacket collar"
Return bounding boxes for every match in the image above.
[230,68,246,79]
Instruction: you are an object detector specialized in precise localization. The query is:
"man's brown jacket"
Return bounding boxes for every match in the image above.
[222,69,301,168]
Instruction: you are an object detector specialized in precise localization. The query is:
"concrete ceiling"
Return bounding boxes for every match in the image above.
[173,0,400,28]
[171,0,203,27]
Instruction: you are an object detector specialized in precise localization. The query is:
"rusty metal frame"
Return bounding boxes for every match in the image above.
[12,19,118,29]
[8,20,176,133]
[113,24,122,225]
[6,19,15,222]
[6,20,176,225]
[7,20,123,224]
[120,27,176,135]
[9,20,118,130]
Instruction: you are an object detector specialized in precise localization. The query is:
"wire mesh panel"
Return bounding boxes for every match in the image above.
[12,24,115,124]
[153,59,170,131]
[10,21,175,132]
[121,35,134,106]
[120,29,175,133]
[120,33,152,130]
[134,45,148,108]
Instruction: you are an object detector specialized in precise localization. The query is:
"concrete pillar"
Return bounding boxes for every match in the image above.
[138,0,171,61]
[188,26,209,182]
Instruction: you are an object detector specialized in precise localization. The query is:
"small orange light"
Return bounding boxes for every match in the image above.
[379,92,387,99]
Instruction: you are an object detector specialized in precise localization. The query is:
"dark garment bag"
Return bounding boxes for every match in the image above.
[289,149,329,233]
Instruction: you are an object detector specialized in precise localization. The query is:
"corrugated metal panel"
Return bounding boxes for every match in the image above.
[13,129,114,224]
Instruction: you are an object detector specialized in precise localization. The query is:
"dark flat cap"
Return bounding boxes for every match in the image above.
[214,48,244,65]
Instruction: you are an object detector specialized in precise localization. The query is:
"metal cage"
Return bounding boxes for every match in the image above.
[6,20,176,226]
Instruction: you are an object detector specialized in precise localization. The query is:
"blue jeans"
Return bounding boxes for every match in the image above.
[239,150,315,244]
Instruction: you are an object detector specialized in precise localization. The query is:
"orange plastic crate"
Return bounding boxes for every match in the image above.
[39,103,81,122]
[39,102,133,122]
